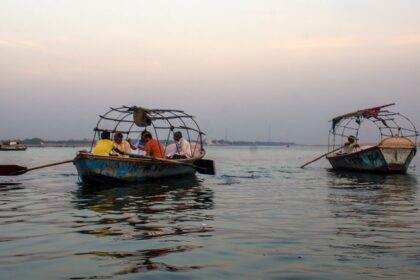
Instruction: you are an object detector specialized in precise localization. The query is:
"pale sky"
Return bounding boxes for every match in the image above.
[1,0,420,144]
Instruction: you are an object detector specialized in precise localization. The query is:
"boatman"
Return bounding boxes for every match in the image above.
[93,131,125,156]
[343,135,359,154]
[171,131,192,159]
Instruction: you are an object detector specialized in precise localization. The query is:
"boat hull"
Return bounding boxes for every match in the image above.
[0,145,27,151]
[74,152,198,184]
[327,137,416,173]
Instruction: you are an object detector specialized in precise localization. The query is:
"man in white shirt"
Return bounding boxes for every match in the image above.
[172,131,192,159]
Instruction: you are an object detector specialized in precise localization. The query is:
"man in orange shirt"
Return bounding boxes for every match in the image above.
[143,131,165,159]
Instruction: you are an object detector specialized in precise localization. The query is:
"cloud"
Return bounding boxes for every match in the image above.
[0,37,53,53]
[282,34,420,50]
[389,34,420,46]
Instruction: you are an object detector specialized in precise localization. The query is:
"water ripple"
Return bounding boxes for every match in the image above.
[1,147,420,279]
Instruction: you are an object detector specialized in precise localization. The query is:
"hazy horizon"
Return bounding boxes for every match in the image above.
[1,0,420,144]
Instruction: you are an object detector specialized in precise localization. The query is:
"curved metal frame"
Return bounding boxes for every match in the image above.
[328,106,419,152]
[89,106,206,156]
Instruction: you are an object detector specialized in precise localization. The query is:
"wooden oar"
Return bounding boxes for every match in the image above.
[191,159,215,175]
[129,155,215,175]
[148,157,215,175]
[300,146,344,169]
[0,159,74,176]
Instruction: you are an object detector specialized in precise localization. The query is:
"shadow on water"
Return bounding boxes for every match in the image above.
[0,182,23,191]
[69,175,215,276]
[326,170,418,259]
[327,169,418,189]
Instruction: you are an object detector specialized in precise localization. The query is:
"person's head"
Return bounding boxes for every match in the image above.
[143,131,153,143]
[174,131,182,141]
[101,131,111,140]
[348,135,356,143]
[114,132,123,144]
[140,130,148,141]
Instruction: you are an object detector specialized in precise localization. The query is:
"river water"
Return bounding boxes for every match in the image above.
[0,146,419,279]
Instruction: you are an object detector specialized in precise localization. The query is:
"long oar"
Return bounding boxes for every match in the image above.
[130,155,215,175]
[0,159,74,176]
[300,146,344,169]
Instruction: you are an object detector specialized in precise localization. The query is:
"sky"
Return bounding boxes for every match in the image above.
[1,0,420,144]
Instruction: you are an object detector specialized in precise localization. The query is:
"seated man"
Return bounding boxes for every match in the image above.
[113,132,132,157]
[128,130,147,155]
[143,131,165,159]
[93,131,125,156]
[171,131,192,159]
[343,135,359,154]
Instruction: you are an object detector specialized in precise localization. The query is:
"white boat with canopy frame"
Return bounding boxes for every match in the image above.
[326,103,418,173]
[73,106,215,184]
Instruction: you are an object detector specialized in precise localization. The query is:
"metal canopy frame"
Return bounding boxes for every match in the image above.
[328,103,419,151]
[90,106,205,157]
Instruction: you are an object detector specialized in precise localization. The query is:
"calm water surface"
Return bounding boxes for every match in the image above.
[0,146,419,279]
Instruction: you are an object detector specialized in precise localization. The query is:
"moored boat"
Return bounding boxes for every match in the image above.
[0,140,27,151]
[326,103,418,173]
[73,106,214,184]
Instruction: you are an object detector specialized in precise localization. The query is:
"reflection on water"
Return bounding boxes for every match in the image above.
[70,175,215,276]
[327,171,419,261]
[75,245,204,274]
[2,147,420,279]
[327,169,418,188]
[0,182,23,191]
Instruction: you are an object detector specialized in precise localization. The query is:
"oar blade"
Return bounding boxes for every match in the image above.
[193,159,216,175]
[0,165,28,176]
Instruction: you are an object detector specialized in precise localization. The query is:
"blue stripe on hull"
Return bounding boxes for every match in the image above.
[74,155,196,184]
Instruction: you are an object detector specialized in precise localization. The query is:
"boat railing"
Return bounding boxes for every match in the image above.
[328,104,419,152]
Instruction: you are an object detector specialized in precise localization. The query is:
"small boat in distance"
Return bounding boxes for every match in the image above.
[73,106,214,184]
[326,103,418,173]
[0,140,27,151]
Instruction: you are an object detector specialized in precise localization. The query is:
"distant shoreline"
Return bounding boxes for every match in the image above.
[25,143,296,148]
[26,143,90,148]
[24,143,420,148]
[9,140,420,148]
[26,143,299,148]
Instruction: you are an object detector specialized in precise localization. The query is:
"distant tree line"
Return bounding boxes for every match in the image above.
[210,139,294,146]
[20,138,43,144]
[14,138,91,145]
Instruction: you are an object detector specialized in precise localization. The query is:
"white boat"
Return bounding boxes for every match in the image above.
[0,140,27,151]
